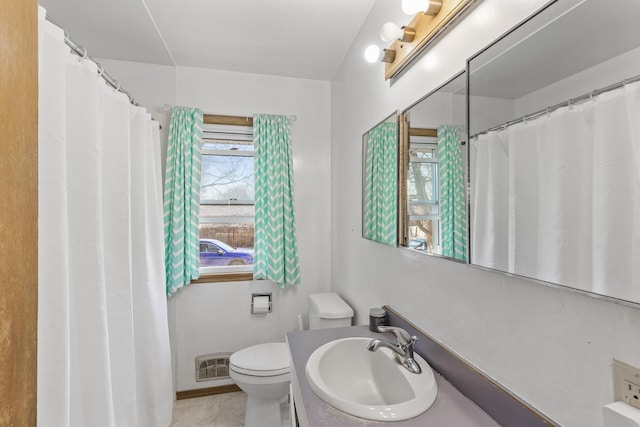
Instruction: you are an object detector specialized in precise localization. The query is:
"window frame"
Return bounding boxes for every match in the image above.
[407,137,441,253]
[398,119,443,253]
[197,114,256,283]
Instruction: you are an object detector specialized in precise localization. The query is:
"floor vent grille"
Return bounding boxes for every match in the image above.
[195,353,231,382]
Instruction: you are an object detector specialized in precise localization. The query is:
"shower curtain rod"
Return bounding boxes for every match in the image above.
[470,71,640,139]
[45,15,138,107]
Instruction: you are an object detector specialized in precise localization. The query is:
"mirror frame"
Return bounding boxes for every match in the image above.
[399,70,468,263]
[465,0,640,308]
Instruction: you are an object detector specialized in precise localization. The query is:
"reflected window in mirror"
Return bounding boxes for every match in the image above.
[467,0,640,305]
[408,130,440,253]
[362,112,399,246]
[400,72,468,262]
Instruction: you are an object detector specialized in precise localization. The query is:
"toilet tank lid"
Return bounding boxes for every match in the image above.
[309,293,354,319]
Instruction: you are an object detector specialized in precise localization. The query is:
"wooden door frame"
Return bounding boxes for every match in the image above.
[0,0,38,424]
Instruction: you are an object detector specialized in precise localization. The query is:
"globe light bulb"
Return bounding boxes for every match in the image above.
[401,0,429,15]
[364,45,381,63]
[380,22,404,42]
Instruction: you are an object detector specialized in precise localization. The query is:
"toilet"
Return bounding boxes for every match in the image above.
[229,292,354,427]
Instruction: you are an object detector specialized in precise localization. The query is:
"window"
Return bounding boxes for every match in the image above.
[199,122,254,276]
[407,137,440,253]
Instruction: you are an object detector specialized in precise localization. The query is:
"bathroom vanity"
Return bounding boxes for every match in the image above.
[287,326,497,426]
[286,307,557,427]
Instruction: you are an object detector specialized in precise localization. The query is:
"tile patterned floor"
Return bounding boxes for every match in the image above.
[170,392,247,427]
[170,391,291,427]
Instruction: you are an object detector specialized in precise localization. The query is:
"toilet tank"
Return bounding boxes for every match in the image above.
[308,293,354,330]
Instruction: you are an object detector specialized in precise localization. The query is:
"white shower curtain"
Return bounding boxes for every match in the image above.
[471,81,640,302]
[38,7,173,427]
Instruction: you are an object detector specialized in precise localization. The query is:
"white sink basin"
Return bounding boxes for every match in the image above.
[305,337,438,421]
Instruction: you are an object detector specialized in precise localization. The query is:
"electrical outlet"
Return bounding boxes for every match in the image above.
[623,380,640,409]
[613,360,640,410]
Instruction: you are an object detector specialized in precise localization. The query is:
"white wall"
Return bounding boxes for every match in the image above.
[469,94,516,135]
[515,45,640,116]
[331,2,640,427]
[100,62,333,392]
[408,92,455,127]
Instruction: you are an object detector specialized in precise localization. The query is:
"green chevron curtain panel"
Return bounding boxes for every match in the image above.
[164,107,203,296]
[438,125,467,261]
[253,114,301,287]
[363,122,398,245]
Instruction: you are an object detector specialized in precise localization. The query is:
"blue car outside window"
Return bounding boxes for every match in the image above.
[199,239,254,267]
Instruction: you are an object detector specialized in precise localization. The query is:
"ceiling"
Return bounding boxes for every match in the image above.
[39,0,375,81]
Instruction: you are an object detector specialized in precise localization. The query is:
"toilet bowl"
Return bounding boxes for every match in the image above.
[230,293,354,427]
[229,342,290,427]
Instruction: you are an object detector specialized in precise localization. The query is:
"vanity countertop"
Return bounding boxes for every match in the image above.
[286,325,500,427]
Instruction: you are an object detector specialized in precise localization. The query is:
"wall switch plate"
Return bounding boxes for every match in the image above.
[614,360,640,410]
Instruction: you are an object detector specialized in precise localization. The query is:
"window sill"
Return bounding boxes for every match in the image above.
[192,272,254,284]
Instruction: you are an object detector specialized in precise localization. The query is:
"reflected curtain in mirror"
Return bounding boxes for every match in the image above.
[437,125,467,261]
[253,114,301,287]
[363,121,398,245]
[470,82,640,301]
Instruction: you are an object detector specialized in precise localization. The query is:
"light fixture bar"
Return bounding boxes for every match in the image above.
[381,49,397,63]
[400,27,416,42]
[423,0,443,15]
[384,0,477,80]
[381,22,417,43]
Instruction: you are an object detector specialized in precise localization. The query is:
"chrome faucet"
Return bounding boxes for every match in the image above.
[367,326,422,374]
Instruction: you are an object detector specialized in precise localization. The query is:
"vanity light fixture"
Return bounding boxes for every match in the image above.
[364,0,474,78]
[364,45,397,64]
[380,0,476,80]
[380,22,416,43]
[401,0,443,16]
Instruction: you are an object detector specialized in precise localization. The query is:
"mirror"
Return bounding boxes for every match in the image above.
[468,0,640,304]
[362,112,399,246]
[399,72,467,262]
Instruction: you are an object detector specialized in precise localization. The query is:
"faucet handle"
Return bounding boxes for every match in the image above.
[377,326,414,345]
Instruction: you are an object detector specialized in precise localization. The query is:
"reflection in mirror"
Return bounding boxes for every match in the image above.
[362,112,399,246]
[399,72,467,261]
[468,0,640,304]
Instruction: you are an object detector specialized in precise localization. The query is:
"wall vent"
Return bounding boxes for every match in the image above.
[195,353,232,382]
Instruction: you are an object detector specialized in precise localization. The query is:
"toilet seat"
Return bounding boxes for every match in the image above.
[230,342,290,377]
